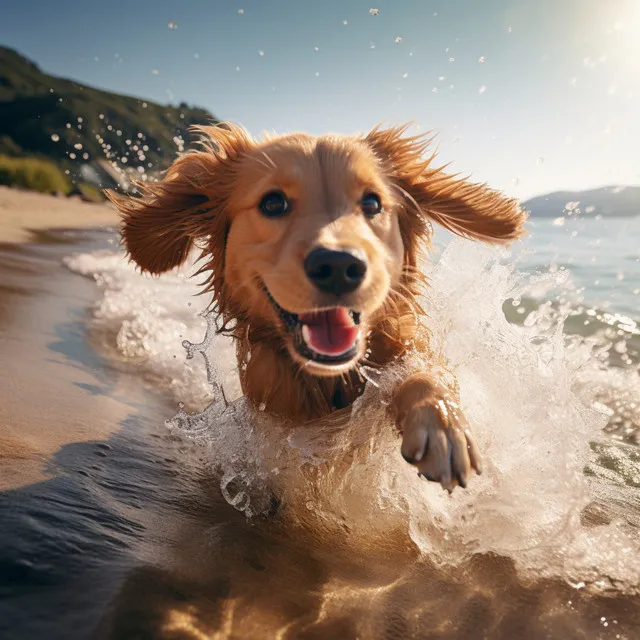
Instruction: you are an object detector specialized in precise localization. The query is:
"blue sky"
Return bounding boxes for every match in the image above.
[1,0,639,199]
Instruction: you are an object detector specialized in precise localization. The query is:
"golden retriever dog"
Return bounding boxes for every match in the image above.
[107,123,526,492]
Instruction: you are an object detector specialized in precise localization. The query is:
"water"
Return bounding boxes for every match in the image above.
[516,216,640,317]
[1,218,639,638]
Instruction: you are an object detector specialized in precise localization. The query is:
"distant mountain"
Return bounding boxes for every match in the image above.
[0,46,218,182]
[523,186,640,218]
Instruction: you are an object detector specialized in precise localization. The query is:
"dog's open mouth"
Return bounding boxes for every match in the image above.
[265,289,361,364]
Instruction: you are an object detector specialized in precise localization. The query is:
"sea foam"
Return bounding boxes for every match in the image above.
[64,237,640,593]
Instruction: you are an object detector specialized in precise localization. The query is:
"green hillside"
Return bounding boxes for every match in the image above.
[0,46,218,181]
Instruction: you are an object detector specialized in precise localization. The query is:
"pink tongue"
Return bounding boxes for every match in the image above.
[299,308,358,355]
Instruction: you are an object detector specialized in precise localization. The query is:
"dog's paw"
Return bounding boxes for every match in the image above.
[398,397,482,492]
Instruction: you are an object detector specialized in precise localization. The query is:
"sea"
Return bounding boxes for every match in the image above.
[1,213,639,638]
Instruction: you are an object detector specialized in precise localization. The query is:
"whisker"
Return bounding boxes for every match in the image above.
[391,182,421,215]
[358,357,382,370]
[247,154,274,172]
[388,286,418,316]
[393,283,427,316]
[261,151,277,169]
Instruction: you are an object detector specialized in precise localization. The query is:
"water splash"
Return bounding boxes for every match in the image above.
[65,238,640,592]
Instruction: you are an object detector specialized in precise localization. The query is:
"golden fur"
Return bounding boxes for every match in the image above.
[107,122,526,490]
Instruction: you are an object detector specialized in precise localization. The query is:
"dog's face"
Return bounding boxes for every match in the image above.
[222,134,404,375]
[109,123,526,379]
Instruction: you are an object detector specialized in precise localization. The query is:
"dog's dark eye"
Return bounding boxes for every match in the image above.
[259,191,290,217]
[361,193,382,216]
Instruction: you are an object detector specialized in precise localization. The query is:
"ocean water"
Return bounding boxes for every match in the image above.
[516,216,640,318]
[9,216,638,637]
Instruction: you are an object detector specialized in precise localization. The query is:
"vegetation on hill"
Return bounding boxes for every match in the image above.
[0,155,71,194]
[0,46,218,192]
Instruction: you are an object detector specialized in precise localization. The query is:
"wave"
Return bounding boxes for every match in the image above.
[64,238,640,593]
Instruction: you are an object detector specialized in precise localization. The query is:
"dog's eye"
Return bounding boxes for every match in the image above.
[259,191,290,217]
[361,193,382,216]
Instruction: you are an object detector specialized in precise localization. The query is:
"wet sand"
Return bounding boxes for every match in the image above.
[0,192,639,639]
[0,188,120,490]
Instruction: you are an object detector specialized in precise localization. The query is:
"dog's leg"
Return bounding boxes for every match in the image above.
[392,372,482,492]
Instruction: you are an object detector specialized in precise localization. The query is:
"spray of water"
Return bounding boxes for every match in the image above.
[65,238,640,593]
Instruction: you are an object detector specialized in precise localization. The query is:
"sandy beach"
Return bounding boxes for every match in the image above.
[0,187,123,491]
[0,186,119,244]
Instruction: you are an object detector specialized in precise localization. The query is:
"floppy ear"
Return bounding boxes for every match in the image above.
[105,123,252,275]
[365,125,527,244]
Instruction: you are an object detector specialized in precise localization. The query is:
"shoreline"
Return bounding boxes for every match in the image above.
[0,186,120,244]
[0,222,158,492]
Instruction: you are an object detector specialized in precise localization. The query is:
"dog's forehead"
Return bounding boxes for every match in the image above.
[241,133,384,186]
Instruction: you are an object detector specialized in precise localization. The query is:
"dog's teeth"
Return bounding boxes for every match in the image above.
[301,324,311,347]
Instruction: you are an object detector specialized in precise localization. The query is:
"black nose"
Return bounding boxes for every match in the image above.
[304,248,367,295]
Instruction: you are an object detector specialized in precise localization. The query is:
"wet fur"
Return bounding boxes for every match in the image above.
[107,122,526,487]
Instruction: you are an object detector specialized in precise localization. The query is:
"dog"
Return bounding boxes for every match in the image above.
[107,123,526,493]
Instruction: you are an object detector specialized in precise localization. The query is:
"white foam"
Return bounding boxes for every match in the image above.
[64,239,640,592]
[63,250,239,409]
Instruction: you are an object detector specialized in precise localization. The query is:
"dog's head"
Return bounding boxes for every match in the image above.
[108,123,526,377]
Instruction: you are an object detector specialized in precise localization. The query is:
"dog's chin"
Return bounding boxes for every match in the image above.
[263,288,365,377]
[287,339,364,377]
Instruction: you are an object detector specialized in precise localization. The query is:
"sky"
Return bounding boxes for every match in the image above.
[1,0,639,199]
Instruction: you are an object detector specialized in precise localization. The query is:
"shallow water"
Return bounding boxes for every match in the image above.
[1,223,639,638]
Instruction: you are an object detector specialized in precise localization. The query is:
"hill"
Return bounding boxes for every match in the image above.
[0,46,218,186]
[523,186,640,218]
